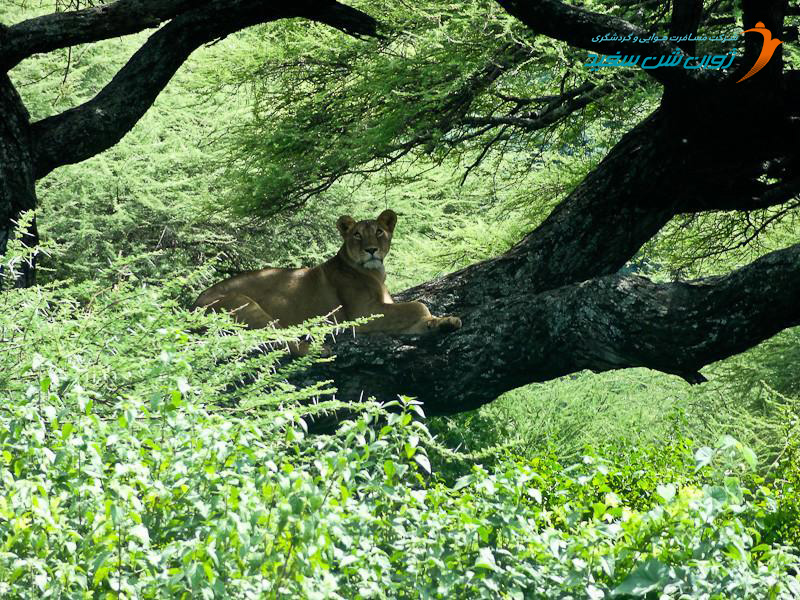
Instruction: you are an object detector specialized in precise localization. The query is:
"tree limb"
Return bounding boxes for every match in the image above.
[731,0,788,86]
[669,0,703,54]
[293,241,800,415]
[686,176,800,211]
[1,0,381,72]
[0,73,37,286]
[0,0,204,72]
[396,110,682,316]
[28,0,379,178]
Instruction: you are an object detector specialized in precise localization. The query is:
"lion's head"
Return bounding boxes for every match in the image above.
[336,209,397,271]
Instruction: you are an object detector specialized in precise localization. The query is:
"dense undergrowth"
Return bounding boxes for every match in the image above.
[2,250,800,598]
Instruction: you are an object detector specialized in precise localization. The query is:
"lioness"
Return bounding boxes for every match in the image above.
[193,210,462,339]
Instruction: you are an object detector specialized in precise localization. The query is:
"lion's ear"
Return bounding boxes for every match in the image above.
[377,209,397,233]
[337,215,356,237]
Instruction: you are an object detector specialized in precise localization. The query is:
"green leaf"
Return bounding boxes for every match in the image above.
[740,445,757,470]
[656,483,676,503]
[612,559,669,596]
[694,446,714,470]
[453,475,473,490]
[474,547,498,571]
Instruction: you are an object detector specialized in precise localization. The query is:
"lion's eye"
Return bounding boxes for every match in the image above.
[376,229,384,237]
[354,232,362,240]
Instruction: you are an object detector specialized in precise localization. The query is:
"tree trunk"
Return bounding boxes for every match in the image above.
[292,239,800,422]
[0,74,37,288]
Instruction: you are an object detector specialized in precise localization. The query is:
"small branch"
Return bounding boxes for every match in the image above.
[461,80,617,131]
[459,125,510,185]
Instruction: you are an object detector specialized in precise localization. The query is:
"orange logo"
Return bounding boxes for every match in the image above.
[737,22,782,83]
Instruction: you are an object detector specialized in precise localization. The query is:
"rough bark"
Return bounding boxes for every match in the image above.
[0,0,203,71]
[291,1,800,417]
[294,241,800,416]
[0,74,37,287]
[0,0,379,71]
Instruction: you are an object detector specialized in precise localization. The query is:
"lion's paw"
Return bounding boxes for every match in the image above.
[434,316,462,332]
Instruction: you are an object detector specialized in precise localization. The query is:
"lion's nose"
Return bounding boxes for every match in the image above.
[365,247,378,255]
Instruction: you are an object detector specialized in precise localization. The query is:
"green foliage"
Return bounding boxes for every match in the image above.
[3,2,800,597]
[6,4,276,284]
[225,0,650,217]
[432,369,690,465]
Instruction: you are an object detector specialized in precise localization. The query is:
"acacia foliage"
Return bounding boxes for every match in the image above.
[225,0,650,215]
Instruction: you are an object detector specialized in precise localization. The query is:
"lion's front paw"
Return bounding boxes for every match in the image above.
[431,315,461,333]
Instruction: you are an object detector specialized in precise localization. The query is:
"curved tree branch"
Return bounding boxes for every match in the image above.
[396,110,683,315]
[0,0,380,72]
[292,241,800,415]
[688,176,800,211]
[0,0,204,72]
[28,0,379,178]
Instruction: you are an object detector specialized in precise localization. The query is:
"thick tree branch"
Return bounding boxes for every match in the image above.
[401,99,796,319]
[687,176,800,211]
[396,110,682,316]
[493,0,715,88]
[669,0,703,53]
[786,73,800,124]
[293,241,800,415]
[0,74,37,287]
[28,0,379,178]
[0,0,202,72]
[0,0,380,72]
[739,0,786,84]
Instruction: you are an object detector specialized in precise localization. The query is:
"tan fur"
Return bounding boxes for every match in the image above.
[193,210,462,339]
